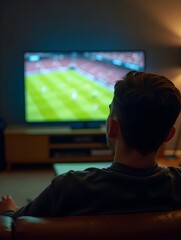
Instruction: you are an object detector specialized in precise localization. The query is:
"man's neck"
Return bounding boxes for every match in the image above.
[114,147,157,169]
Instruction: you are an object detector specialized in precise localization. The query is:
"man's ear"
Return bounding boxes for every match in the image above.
[108,118,119,138]
[164,127,176,142]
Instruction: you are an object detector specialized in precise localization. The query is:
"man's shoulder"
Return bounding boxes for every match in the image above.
[167,166,181,174]
[52,167,107,185]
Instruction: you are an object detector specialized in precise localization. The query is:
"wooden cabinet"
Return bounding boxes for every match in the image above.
[5,126,113,169]
[5,134,48,163]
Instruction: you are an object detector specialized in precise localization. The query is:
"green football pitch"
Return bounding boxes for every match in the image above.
[25,69,113,122]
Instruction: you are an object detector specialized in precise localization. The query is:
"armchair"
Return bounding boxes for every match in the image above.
[1,210,181,240]
[0,216,13,240]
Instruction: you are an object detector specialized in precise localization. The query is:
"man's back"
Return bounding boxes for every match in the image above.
[9,162,181,219]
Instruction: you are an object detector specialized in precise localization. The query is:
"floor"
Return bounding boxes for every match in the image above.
[0,165,54,207]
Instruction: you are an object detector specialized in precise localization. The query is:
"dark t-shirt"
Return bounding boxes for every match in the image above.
[3,162,181,219]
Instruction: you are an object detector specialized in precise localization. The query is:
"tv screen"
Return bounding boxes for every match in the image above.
[24,51,145,128]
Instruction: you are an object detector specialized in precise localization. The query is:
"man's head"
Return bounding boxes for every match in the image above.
[107,71,181,155]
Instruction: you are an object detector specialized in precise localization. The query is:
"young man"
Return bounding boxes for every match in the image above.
[1,71,181,219]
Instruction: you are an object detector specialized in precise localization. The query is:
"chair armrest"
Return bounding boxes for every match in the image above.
[0,216,13,240]
[13,210,181,240]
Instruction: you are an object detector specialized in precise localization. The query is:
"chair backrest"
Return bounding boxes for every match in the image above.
[14,210,181,240]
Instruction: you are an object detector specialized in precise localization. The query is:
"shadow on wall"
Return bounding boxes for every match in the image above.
[0,120,6,170]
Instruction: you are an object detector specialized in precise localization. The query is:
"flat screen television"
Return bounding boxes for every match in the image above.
[24,51,145,128]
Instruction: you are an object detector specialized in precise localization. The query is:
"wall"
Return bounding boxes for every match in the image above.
[1,0,181,149]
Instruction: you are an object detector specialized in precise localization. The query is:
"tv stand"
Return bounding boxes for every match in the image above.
[4,126,113,170]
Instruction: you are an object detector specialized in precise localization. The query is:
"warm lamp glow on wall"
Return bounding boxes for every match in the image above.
[173,74,181,91]
[136,1,181,45]
[151,13,181,45]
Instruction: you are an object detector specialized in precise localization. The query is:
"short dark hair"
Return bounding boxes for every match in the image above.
[112,71,181,155]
